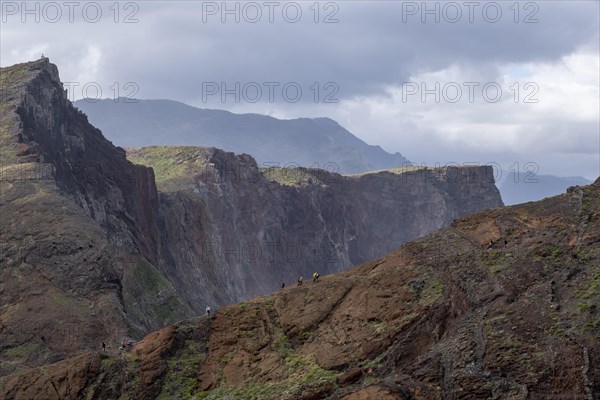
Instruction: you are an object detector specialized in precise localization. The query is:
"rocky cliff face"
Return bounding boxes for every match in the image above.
[0,59,502,377]
[0,59,191,376]
[11,60,161,266]
[128,146,503,308]
[2,177,598,400]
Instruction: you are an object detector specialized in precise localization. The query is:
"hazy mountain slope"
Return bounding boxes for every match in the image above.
[3,177,598,399]
[73,98,410,174]
[498,171,592,205]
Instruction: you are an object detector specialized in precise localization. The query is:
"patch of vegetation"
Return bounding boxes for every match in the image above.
[127,146,207,191]
[0,63,33,86]
[421,278,443,305]
[0,362,17,377]
[1,63,38,163]
[583,319,600,333]
[370,321,387,335]
[304,294,316,304]
[482,251,501,266]
[5,342,40,358]
[346,165,427,177]
[235,329,254,338]
[98,352,142,397]
[290,354,338,385]
[389,312,419,333]
[548,244,562,258]
[532,244,563,259]
[581,195,592,213]
[273,329,292,357]
[196,353,337,400]
[359,351,387,371]
[197,324,339,400]
[547,324,564,336]
[122,258,190,331]
[11,185,51,206]
[50,293,90,315]
[157,341,205,400]
[577,302,593,313]
[261,296,275,311]
[484,321,524,349]
[363,375,378,386]
[576,271,600,300]
[215,351,235,367]
[261,167,307,186]
[155,304,175,321]
[575,268,600,335]
[196,380,282,400]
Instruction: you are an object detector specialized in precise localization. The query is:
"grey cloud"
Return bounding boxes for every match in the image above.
[1,0,597,179]
[4,1,596,103]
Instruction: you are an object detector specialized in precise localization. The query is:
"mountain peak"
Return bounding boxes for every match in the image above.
[311,116,340,126]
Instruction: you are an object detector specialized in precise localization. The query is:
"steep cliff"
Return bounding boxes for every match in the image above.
[0,60,192,376]
[3,177,597,400]
[0,59,502,377]
[128,146,503,307]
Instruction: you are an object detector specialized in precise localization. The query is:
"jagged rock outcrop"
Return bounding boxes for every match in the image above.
[0,59,502,377]
[3,178,598,399]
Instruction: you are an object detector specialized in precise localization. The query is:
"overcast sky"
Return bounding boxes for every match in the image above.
[1,1,599,179]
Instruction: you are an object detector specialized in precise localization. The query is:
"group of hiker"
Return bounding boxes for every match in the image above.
[296,271,320,286]
[100,339,133,353]
[279,271,322,288]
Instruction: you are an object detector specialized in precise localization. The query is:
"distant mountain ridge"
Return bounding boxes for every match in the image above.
[73,98,410,174]
[498,171,592,205]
